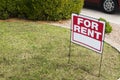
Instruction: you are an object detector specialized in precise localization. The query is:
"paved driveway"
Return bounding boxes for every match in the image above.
[81,8,120,24]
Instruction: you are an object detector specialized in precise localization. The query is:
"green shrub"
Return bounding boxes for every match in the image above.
[0,11,9,19]
[0,0,8,19]
[0,0,84,21]
[6,0,18,17]
[0,0,18,19]
[17,0,84,20]
[99,18,112,33]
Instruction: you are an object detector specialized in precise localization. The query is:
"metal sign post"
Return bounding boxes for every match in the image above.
[68,28,72,64]
[98,52,104,77]
[98,41,105,77]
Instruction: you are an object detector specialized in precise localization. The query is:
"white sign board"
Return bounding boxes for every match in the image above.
[71,14,105,53]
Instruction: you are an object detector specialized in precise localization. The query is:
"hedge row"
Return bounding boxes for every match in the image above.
[99,18,112,33]
[0,0,84,21]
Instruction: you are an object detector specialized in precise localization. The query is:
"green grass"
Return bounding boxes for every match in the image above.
[0,21,120,80]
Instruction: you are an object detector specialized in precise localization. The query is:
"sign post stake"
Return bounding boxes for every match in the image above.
[98,52,103,77]
[68,28,72,64]
[98,40,105,77]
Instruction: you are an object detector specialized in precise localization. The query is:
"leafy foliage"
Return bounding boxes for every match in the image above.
[0,0,84,20]
[99,18,112,33]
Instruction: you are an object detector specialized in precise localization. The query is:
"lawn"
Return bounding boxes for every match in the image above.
[0,21,120,80]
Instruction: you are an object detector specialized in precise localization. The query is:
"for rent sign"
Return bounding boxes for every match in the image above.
[71,14,105,53]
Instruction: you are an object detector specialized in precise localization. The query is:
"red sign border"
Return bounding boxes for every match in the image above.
[71,13,105,53]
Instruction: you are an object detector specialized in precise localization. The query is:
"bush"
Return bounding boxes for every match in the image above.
[99,18,112,33]
[0,0,84,21]
[0,0,18,19]
[0,0,8,19]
